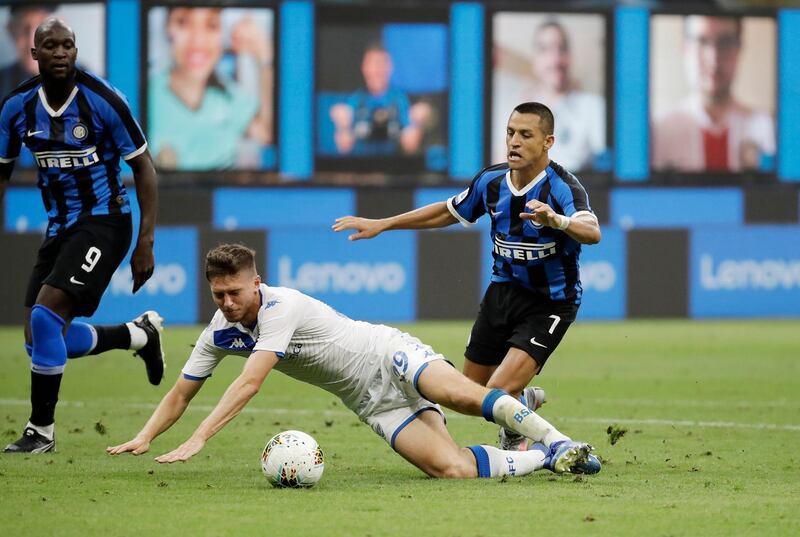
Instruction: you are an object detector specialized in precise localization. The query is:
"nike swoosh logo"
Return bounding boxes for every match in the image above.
[27,130,44,137]
[490,210,503,217]
[69,276,85,286]
[529,337,547,349]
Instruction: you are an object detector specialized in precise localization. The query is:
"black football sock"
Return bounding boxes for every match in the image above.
[90,324,131,355]
[29,371,63,427]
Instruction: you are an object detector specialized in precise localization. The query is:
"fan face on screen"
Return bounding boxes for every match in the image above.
[261,430,325,488]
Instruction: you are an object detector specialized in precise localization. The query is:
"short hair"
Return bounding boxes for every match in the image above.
[205,243,257,280]
[512,102,555,135]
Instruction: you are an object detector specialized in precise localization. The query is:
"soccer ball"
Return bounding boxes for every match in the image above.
[261,430,324,488]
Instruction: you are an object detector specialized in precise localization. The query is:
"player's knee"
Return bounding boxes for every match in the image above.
[30,305,67,374]
[31,304,64,334]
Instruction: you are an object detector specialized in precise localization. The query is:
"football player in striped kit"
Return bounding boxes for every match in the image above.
[1,18,163,453]
[334,102,601,451]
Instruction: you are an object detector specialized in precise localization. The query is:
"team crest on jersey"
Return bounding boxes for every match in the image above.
[525,219,544,230]
[72,123,88,140]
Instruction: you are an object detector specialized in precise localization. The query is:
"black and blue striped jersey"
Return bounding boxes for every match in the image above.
[447,162,594,303]
[0,69,146,237]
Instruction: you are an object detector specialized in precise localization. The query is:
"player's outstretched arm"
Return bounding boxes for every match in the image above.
[520,199,601,245]
[332,201,458,241]
[107,376,205,455]
[155,351,279,463]
[128,150,159,294]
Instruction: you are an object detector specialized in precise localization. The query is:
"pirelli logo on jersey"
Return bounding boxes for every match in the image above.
[33,146,99,169]
[493,236,557,261]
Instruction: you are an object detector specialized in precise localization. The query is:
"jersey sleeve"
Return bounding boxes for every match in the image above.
[99,87,148,161]
[253,298,303,357]
[551,175,593,219]
[0,97,22,164]
[446,170,488,227]
[181,325,226,380]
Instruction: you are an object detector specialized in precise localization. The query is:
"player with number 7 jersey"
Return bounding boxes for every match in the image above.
[333,102,602,451]
[0,18,162,454]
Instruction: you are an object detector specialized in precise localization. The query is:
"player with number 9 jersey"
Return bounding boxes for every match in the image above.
[0,18,161,455]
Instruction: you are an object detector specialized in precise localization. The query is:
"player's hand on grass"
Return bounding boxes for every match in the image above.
[106,436,151,456]
[154,436,206,464]
[521,199,561,229]
[130,241,155,294]
[332,216,385,241]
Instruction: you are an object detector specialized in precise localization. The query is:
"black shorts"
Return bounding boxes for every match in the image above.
[24,215,133,317]
[464,282,579,371]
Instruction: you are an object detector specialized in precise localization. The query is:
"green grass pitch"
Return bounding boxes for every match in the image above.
[1,320,798,536]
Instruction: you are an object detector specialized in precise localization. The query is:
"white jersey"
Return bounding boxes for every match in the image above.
[182,285,407,418]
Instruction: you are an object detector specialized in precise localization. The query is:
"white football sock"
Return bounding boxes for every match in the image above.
[485,391,569,448]
[126,322,148,350]
[467,444,547,477]
[27,421,54,440]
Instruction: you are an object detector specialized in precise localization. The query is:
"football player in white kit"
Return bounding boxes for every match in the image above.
[108,244,600,478]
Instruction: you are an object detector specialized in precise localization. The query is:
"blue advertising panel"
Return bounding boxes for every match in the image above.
[5,187,142,235]
[690,226,800,317]
[4,188,46,233]
[611,188,743,228]
[88,227,198,324]
[577,227,626,320]
[268,229,416,321]
[609,188,744,229]
[214,188,355,230]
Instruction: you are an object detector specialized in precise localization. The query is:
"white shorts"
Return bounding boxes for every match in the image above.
[361,330,447,449]
[365,401,445,449]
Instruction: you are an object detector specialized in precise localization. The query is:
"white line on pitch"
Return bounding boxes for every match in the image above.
[2,398,800,432]
[557,416,800,432]
[570,397,799,409]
